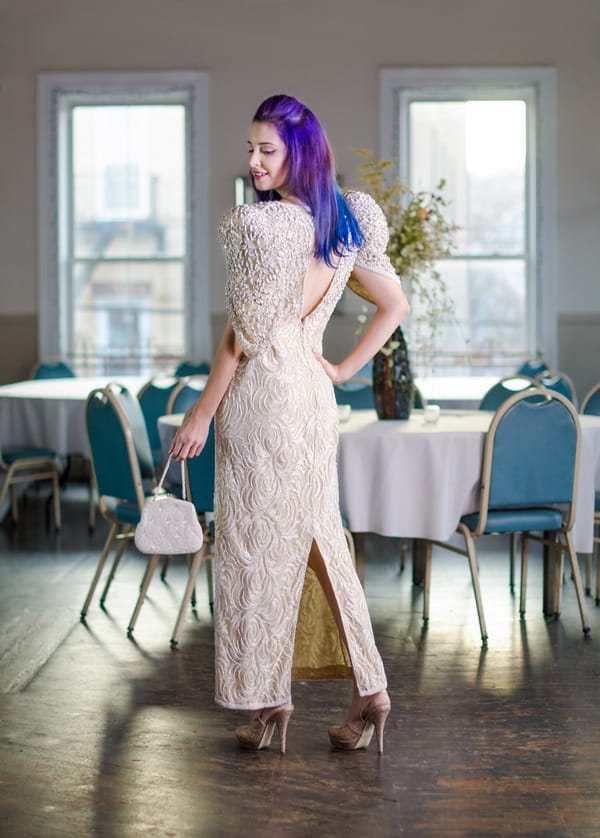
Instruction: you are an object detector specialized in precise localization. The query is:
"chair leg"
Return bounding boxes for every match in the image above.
[88,483,96,532]
[519,533,529,617]
[160,555,171,582]
[399,538,407,573]
[206,556,214,614]
[80,523,120,618]
[99,531,132,605]
[9,483,18,523]
[51,467,61,531]
[421,541,432,625]
[509,532,517,592]
[170,549,205,647]
[543,531,562,617]
[584,553,592,596]
[564,531,591,634]
[127,553,161,635]
[460,526,488,644]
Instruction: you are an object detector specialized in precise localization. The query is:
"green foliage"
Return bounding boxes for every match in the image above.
[354,149,460,368]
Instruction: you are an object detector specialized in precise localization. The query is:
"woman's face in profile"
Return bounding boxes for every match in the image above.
[248,122,288,195]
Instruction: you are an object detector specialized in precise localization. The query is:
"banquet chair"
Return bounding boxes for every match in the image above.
[29,357,95,527]
[174,360,211,378]
[157,376,209,583]
[516,358,548,379]
[478,376,537,411]
[424,387,590,644]
[29,359,76,379]
[137,376,179,467]
[0,445,61,529]
[581,382,600,416]
[334,377,374,410]
[580,382,600,600]
[535,370,578,408]
[81,383,203,644]
[479,375,538,584]
[179,423,216,626]
[166,376,207,415]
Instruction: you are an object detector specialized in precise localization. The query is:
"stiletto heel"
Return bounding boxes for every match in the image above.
[235,703,294,754]
[328,698,391,755]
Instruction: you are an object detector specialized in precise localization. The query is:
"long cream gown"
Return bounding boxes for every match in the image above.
[214,190,400,710]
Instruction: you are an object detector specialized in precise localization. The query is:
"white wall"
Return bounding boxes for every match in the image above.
[1,0,599,388]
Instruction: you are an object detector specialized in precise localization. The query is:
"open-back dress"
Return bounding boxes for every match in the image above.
[215,190,400,710]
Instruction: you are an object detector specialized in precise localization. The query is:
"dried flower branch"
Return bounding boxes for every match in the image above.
[354,149,460,369]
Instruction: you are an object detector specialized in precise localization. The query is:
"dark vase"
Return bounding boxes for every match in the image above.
[372,325,415,420]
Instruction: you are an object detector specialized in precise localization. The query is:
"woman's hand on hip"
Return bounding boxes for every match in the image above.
[312,350,345,385]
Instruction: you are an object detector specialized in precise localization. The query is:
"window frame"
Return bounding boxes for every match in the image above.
[379,67,557,370]
[37,71,211,370]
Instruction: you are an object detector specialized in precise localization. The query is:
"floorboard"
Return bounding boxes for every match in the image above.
[1,489,600,837]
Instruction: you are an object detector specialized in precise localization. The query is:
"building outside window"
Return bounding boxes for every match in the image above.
[38,72,211,375]
[380,68,556,377]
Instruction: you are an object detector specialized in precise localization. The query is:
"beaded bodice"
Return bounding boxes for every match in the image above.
[219,190,399,358]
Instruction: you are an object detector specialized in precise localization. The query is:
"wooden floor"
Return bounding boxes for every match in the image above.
[2,489,600,837]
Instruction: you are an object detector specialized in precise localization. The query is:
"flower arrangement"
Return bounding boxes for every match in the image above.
[354,149,459,371]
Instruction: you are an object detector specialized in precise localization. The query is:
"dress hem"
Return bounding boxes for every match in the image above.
[215,695,293,712]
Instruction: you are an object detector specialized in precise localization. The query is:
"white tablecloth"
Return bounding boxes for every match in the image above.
[338,409,600,554]
[158,409,600,555]
[0,376,148,456]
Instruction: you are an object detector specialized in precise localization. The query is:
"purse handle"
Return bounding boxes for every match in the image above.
[156,455,188,501]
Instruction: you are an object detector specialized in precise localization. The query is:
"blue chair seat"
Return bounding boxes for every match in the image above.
[461,507,564,534]
[3,445,56,463]
[595,492,600,512]
[114,500,144,525]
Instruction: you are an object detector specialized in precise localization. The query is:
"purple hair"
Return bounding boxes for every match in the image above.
[252,94,364,266]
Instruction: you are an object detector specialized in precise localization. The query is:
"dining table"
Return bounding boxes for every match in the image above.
[0,375,148,457]
[158,408,600,553]
[158,407,600,615]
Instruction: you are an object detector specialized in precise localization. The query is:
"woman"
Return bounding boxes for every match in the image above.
[170,94,409,755]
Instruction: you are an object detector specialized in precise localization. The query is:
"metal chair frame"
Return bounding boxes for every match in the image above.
[0,448,61,528]
[580,382,600,599]
[425,387,590,644]
[81,384,203,646]
[580,382,600,416]
[165,376,207,416]
[535,369,578,409]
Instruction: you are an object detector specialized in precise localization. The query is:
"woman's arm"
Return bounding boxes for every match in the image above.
[169,318,242,460]
[314,266,410,385]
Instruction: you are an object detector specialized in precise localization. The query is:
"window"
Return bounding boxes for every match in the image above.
[38,72,211,374]
[380,68,556,376]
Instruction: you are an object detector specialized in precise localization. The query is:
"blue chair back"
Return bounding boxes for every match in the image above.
[535,371,577,406]
[581,383,600,416]
[167,377,207,414]
[137,377,179,460]
[185,423,216,513]
[334,379,374,410]
[487,390,578,508]
[174,360,211,377]
[86,384,154,506]
[479,376,536,411]
[32,360,75,379]
[516,359,548,378]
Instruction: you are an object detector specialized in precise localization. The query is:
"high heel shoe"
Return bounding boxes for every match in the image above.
[328,699,391,755]
[235,703,294,754]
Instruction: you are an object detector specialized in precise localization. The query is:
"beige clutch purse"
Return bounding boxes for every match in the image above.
[135,457,204,555]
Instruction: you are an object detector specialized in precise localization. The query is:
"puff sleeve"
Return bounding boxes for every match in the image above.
[219,204,309,358]
[344,191,401,304]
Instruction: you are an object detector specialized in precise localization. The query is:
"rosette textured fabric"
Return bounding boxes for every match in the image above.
[215,191,400,710]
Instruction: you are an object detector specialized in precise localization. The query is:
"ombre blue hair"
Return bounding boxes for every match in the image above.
[252,94,364,267]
